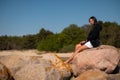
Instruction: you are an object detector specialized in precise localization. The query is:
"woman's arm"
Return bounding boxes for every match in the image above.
[87,25,101,41]
[80,40,86,45]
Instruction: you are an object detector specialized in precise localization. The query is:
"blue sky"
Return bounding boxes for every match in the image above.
[0,0,120,36]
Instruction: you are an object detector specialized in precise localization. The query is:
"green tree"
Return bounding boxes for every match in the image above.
[62,24,86,45]
[100,22,120,47]
[22,35,36,49]
[36,28,53,42]
[37,34,60,52]
[37,24,88,52]
[0,35,8,50]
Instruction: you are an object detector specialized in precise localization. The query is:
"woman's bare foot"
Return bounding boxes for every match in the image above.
[64,60,69,64]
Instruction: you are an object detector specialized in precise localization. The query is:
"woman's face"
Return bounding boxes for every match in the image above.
[89,19,94,25]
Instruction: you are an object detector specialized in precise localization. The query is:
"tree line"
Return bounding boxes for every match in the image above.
[0,21,120,52]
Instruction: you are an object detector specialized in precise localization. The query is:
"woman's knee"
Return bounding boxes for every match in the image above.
[76,44,81,48]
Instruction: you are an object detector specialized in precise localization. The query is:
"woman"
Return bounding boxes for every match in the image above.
[65,16,102,63]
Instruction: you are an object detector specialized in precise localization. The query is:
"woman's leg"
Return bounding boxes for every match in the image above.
[75,43,82,51]
[75,45,89,54]
[65,45,89,64]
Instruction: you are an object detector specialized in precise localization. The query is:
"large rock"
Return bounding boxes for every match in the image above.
[107,74,120,80]
[70,45,120,76]
[0,54,71,80]
[0,62,14,80]
[41,53,71,78]
[74,69,120,80]
[74,69,108,80]
[14,59,61,80]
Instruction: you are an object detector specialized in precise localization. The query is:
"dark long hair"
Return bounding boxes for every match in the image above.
[89,16,97,24]
[89,16,102,31]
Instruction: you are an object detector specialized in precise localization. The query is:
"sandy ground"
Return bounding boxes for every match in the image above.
[0,49,119,57]
[0,50,72,58]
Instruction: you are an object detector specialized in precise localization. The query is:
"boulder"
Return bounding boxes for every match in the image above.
[0,54,71,80]
[74,69,120,80]
[0,62,14,80]
[41,53,71,78]
[74,69,108,80]
[107,74,120,80]
[14,59,61,80]
[70,45,120,76]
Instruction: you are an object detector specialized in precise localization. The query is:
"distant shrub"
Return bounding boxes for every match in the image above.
[59,45,75,53]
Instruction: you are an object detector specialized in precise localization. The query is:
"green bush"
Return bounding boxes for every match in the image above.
[59,44,75,53]
[37,35,62,52]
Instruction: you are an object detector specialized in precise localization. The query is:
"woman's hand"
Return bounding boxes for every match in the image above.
[80,41,86,45]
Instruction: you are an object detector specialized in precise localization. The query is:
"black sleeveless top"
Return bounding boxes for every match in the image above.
[87,23,102,47]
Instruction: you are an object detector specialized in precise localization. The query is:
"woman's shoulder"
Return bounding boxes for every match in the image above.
[94,23,102,31]
[94,23,101,27]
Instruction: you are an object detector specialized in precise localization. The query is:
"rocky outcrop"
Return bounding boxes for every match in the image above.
[70,45,120,76]
[0,62,14,80]
[74,69,108,80]
[107,74,120,80]
[41,53,71,78]
[0,45,120,80]
[0,54,71,80]
[74,69,120,80]
[14,59,61,80]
